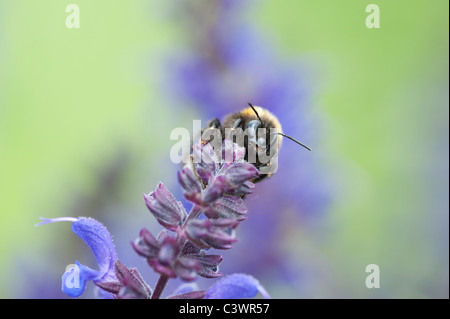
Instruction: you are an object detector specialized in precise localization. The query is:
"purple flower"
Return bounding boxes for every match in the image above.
[146,235,200,281]
[185,218,239,249]
[130,138,264,298]
[204,195,248,221]
[132,227,224,281]
[96,260,152,299]
[177,167,203,204]
[36,217,119,297]
[168,283,206,299]
[36,217,151,298]
[181,241,223,279]
[179,141,259,207]
[163,0,330,286]
[168,273,270,299]
[40,137,271,299]
[144,182,188,231]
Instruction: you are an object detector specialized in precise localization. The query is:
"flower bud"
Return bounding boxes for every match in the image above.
[144,182,187,231]
[185,218,239,249]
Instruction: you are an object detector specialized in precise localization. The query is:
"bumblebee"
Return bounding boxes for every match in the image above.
[201,103,311,183]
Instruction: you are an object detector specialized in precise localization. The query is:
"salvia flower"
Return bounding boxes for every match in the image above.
[181,241,223,279]
[39,138,272,299]
[131,138,262,297]
[165,0,329,285]
[143,182,188,231]
[96,260,152,299]
[204,195,248,221]
[168,283,206,299]
[168,274,271,299]
[131,139,258,286]
[36,217,119,297]
[36,217,151,298]
[185,218,239,249]
[180,140,259,207]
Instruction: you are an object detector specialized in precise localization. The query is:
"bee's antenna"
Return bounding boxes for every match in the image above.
[248,102,264,125]
[272,132,312,151]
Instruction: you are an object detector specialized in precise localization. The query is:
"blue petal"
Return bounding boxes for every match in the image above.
[71,217,118,277]
[204,273,271,299]
[62,261,101,297]
[94,287,115,299]
[37,217,118,297]
[171,283,200,296]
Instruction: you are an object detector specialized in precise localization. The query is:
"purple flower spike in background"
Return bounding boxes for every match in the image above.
[163,0,330,288]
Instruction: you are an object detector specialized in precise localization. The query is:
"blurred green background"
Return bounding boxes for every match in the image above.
[0,0,448,298]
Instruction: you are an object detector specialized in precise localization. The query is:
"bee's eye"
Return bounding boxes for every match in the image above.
[247,120,261,146]
[266,131,278,154]
[257,137,266,148]
[269,131,278,148]
[247,120,260,138]
[248,120,269,150]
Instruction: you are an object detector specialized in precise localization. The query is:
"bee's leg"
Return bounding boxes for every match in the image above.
[251,161,273,183]
[201,118,222,145]
[208,118,221,130]
[223,118,245,144]
[252,173,270,183]
[232,118,243,129]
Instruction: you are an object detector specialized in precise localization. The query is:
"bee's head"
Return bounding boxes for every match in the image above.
[246,118,280,157]
[246,103,311,155]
